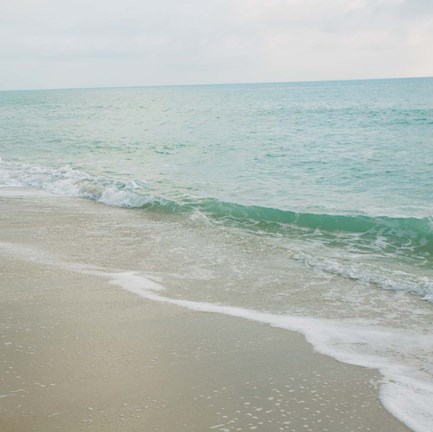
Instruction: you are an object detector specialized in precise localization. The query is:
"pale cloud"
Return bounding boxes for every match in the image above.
[0,0,431,90]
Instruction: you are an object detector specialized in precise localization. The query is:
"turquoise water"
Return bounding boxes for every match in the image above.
[1,77,433,431]
[1,78,433,279]
[2,79,433,244]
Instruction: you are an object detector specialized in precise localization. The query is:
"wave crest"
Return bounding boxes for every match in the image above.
[1,160,432,259]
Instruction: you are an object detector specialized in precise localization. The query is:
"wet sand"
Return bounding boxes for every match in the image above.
[0,188,409,431]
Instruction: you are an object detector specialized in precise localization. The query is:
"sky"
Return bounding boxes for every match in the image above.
[0,0,432,90]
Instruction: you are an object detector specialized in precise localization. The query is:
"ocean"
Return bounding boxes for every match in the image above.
[1,77,432,431]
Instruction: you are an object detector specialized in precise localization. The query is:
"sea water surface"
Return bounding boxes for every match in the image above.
[1,78,433,431]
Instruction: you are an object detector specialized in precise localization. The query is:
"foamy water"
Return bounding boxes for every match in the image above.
[1,236,433,431]
[105,271,433,432]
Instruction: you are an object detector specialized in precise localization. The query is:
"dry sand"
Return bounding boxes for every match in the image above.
[0,188,409,431]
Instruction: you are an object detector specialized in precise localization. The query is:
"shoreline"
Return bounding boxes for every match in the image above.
[0,188,410,431]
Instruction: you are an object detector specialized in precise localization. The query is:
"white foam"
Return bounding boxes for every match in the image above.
[103,270,433,432]
[294,249,433,303]
[0,160,151,208]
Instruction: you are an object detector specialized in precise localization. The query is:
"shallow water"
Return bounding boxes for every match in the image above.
[1,78,433,431]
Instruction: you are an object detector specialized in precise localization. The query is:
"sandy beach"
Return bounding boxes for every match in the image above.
[0,188,410,431]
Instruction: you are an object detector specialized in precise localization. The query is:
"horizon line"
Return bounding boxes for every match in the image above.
[1,74,432,93]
